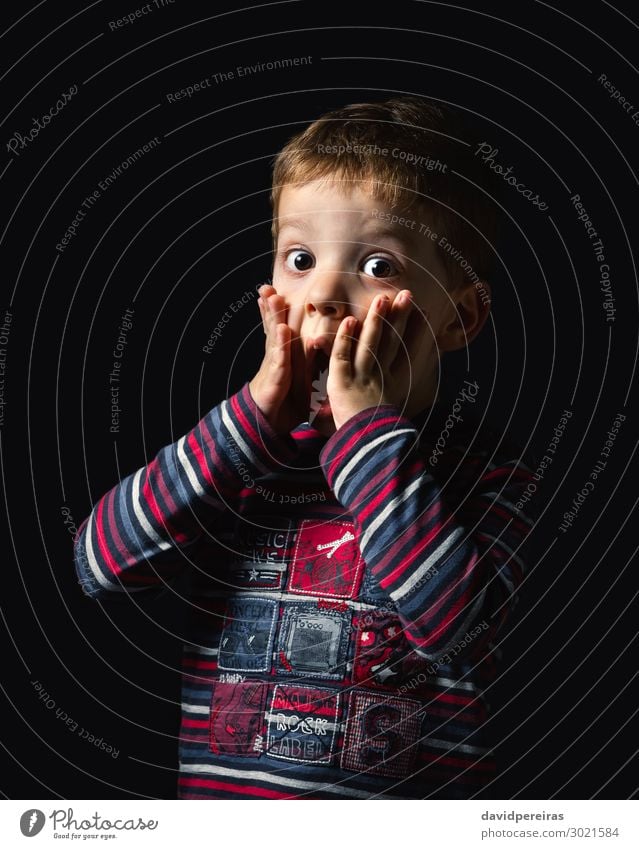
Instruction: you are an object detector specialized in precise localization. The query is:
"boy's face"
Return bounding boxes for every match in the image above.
[272,180,469,436]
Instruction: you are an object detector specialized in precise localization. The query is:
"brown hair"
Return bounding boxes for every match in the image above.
[270,96,501,289]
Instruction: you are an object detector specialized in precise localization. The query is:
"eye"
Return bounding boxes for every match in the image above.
[362,256,398,279]
[284,249,314,272]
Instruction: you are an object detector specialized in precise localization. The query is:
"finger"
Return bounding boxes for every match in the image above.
[264,289,288,327]
[353,294,390,375]
[380,289,413,366]
[330,316,357,382]
[268,323,291,389]
[395,300,431,372]
[257,295,267,334]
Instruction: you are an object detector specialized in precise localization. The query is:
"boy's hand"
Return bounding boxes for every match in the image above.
[327,289,427,430]
[248,284,307,435]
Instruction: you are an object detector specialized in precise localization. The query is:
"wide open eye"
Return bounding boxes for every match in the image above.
[285,249,315,271]
[362,256,398,278]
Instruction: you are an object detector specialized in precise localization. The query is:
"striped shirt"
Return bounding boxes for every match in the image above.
[73,381,537,799]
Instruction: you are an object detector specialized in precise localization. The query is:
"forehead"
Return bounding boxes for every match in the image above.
[279,181,396,226]
[276,181,434,251]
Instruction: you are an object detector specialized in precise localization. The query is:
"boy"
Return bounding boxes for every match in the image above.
[74,96,536,799]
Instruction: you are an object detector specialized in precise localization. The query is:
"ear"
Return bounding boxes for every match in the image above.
[436,280,492,352]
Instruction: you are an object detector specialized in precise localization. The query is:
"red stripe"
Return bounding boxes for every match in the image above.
[93,492,123,579]
[197,415,237,495]
[140,460,175,540]
[230,391,263,458]
[182,657,217,670]
[178,776,292,799]
[377,503,444,587]
[328,415,406,483]
[145,458,189,545]
[357,458,424,524]
[187,430,214,487]
[180,718,209,728]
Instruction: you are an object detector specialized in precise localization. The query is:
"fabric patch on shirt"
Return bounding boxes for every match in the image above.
[227,515,293,590]
[209,680,268,757]
[266,684,340,764]
[217,598,278,672]
[276,602,350,680]
[287,519,364,599]
[341,690,423,778]
[353,612,411,689]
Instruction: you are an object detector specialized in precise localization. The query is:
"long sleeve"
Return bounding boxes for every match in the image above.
[319,404,536,662]
[73,382,299,601]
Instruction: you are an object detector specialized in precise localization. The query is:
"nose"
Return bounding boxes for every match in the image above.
[303,266,353,321]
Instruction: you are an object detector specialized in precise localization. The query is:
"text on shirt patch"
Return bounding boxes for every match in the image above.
[266,684,340,763]
[288,519,364,599]
[227,515,293,590]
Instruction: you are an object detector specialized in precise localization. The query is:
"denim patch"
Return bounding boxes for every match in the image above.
[226,515,293,590]
[276,602,350,680]
[288,519,364,599]
[341,690,423,778]
[209,680,268,757]
[217,597,278,673]
[266,684,340,764]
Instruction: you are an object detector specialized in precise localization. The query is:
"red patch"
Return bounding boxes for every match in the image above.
[266,684,341,763]
[353,612,433,693]
[209,680,268,758]
[288,519,364,599]
[341,690,423,778]
[317,599,348,612]
[353,612,409,689]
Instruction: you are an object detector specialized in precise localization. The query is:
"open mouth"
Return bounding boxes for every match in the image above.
[306,341,332,422]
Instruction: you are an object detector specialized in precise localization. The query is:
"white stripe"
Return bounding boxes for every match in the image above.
[184,646,218,656]
[84,513,147,593]
[390,527,465,602]
[434,676,475,692]
[480,492,534,525]
[182,702,210,715]
[359,469,432,551]
[83,513,124,591]
[131,468,172,551]
[423,736,490,756]
[181,762,373,798]
[176,436,225,509]
[333,428,415,495]
[221,400,270,476]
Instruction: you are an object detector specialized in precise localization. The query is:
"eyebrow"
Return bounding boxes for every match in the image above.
[277,220,415,250]
[276,217,314,234]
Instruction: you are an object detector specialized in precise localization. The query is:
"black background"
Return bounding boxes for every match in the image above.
[1,0,637,800]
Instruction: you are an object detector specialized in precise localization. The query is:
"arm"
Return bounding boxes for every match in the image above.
[319,405,537,662]
[73,382,299,601]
